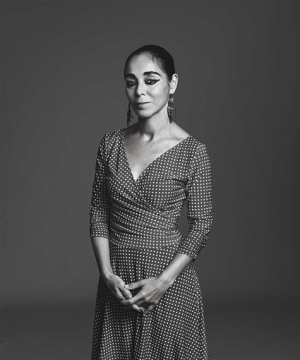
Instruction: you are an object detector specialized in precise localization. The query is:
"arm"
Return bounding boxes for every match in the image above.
[91,236,113,277]
[176,144,213,259]
[158,143,213,285]
[121,144,213,313]
[89,137,135,306]
[91,236,136,306]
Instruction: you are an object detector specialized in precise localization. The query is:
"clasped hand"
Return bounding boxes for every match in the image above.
[104,273,171,314]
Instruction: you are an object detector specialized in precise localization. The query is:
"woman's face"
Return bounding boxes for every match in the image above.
[124,53,177,120]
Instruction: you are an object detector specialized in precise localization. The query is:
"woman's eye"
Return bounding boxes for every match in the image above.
[126,81,136,88]
[146,79,159,85]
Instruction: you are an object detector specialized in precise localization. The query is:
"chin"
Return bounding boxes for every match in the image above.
[134,110,153,119]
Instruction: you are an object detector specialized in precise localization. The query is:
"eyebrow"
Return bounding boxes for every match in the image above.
[124,71,162,78]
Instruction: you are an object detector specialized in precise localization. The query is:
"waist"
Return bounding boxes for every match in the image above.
[109,228,183,249]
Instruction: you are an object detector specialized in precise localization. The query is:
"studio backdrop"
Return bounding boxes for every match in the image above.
[2,0,298,309]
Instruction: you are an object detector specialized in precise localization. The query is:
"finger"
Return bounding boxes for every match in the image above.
[133,296,159,307]
[121,291,145,306]
[133,298,150,307]
[120,300,142,313]
[114,286,125,300]
[124,280,145,290]
[112,277,132,300]
[118,285,132,300]
[144,304,156,314]
[137,297,159,309]
[132,304,142,312]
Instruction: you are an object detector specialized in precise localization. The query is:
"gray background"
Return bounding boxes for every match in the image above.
[1,1,299,359]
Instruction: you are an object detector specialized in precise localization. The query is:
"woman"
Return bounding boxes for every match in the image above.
[89,45,213,359]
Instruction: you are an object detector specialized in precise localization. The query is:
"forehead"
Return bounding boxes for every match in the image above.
[125,53,165,77]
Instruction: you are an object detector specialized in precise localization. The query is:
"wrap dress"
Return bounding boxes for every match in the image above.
[89,127,213,360]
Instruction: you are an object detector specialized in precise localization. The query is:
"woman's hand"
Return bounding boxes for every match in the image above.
[121,276,172,314]
[103,273,142,312]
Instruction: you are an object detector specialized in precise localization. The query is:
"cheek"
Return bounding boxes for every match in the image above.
[151,85,169,100]
[125,88,133,100]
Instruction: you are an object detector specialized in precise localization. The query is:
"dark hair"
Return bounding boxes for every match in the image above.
[124,44,176,81]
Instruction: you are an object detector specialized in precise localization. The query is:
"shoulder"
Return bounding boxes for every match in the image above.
[187,136,209,155]
[99,128,122,144]
[96,128,123,159]
[185,136,211,171]
[97,128,122,146]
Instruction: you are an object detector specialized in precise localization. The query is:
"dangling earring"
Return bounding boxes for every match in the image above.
[167,94,176,123]
[127,102,133,126]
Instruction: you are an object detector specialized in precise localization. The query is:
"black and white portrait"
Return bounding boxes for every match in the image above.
[2,1,298,359]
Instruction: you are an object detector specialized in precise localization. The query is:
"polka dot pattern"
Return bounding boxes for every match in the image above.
[89,127,213,359]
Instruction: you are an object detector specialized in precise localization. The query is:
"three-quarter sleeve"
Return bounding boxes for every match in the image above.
[89,135,110,239]
[177,144,213,260]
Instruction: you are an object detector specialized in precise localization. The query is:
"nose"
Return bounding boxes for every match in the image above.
[135,81,146,96]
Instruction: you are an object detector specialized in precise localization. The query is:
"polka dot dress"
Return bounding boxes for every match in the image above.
[89,127,213,360]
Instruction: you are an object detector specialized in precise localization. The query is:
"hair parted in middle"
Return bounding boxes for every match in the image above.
[124,44,176,82]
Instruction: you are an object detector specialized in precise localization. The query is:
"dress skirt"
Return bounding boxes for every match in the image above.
[91,242,208,360]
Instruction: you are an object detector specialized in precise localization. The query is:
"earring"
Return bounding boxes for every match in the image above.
[127,102,133,126]
[167,94,176,123]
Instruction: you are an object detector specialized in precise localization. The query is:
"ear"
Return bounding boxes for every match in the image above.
[169,73,178,95]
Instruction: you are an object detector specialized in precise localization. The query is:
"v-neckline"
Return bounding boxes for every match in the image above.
[120,127,192,184]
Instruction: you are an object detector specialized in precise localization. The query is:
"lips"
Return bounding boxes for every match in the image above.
[136,102,150,106]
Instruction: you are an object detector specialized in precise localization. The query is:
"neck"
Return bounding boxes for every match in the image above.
[136,108,173,140]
